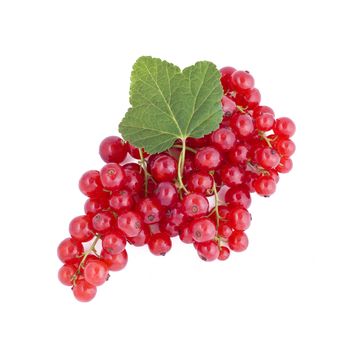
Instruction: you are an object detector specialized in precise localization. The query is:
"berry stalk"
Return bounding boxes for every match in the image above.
[71,234,101,285]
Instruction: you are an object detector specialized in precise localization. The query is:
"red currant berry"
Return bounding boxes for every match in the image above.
[187,172,213,195]
[231,113,254,138]
[127,143,148,159]
[218,246,230,261]
[210,127,236,152]
[109,189,134,213]
[228,144,249,165]
[255,147,281,169]
[218,223,232,239]
[138,197,163,224]
[84,260,109,286]
[79,170,104,198]
[220,66,236,92]
[84,196,109,217]
[69,215,94,242]
[148,232,172,256]
[228,231,249,252]
[189,218,216,243]
[196,241,220,261]
[218,205,230,220]
[150,154,177,182]
[276,157,293,173]
[128,225,151,246]
[229,207,251,231]
[154,182,178,207]
[101,249,128,271]
[167,203,187,226]
[195,147,222,171]
[221,164,244,187]
[240,88,261,109]
[252,105,275,119]
[100,163,125,190]
[253,175,276,196]
[243,171,258,193]
[187,136,209,148]
[99,136,127,163]
[161,221,180,237]
[183,153,195,177]
[57,238,83,264]
[81,254,100,269]
[122,164,144,193]
[269,169,280,184]
[102,232,126,255]
[275,138,295,157]
[72,280,97,302]
[221,95,237,117]
[231,70,254,92]
[220,116,232,128]
[58,264,76,286]
[273,117,296,137]
[117,211,142,237]
[182,193,209,218]
[92,212,115,234]
[256,112,275,131]
[179,225,193,244]
[225,185,251,209]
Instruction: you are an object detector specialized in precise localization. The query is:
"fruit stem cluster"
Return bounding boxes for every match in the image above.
[72,234,101,285]
[177,138,189,194]
[138,148,149,196]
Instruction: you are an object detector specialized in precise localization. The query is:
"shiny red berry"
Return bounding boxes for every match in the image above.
[69,215,94,242]
[190,218,216,243]
[57,238,83,264]
[138,197,163,224]
[99,136,127,163]
[229,207,251,231]
[231,70,254,92]
[100,163,125,190]
[101,249,128,271]
[72,280,97,302]
[210,127,236,152]
[148,232,172,256]
[102,232,126,255]
[196,241,220,261]
[182,193,209,218]
[79,170,104,198]
[150,154,177,182]
[253,175,276,196]
[273,117,296,137]
[228,231,249,252]
[117,211,142,237]
[194,146,222,171]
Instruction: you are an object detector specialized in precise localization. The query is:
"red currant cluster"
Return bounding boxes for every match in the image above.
[57,66,295,302]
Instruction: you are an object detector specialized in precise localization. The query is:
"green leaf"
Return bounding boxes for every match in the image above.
[119,56,223,154]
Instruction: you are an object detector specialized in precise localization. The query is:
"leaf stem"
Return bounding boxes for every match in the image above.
[172,144,197,154]
[138,148,148,196]
[71,234,101,285]
[177,138,189,194]
[211,177,221,229]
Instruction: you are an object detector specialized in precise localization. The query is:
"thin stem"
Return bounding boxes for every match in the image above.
[211,176,221,229]
[258,131,275,148]
[172,144,197,154]
[72,234,101,285]
[177,138,189,194]
[247,161,270,176]
[138,148,148,196]
[237,105,247,113]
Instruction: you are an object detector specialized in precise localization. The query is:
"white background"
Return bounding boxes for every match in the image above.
[1,0,349,349]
